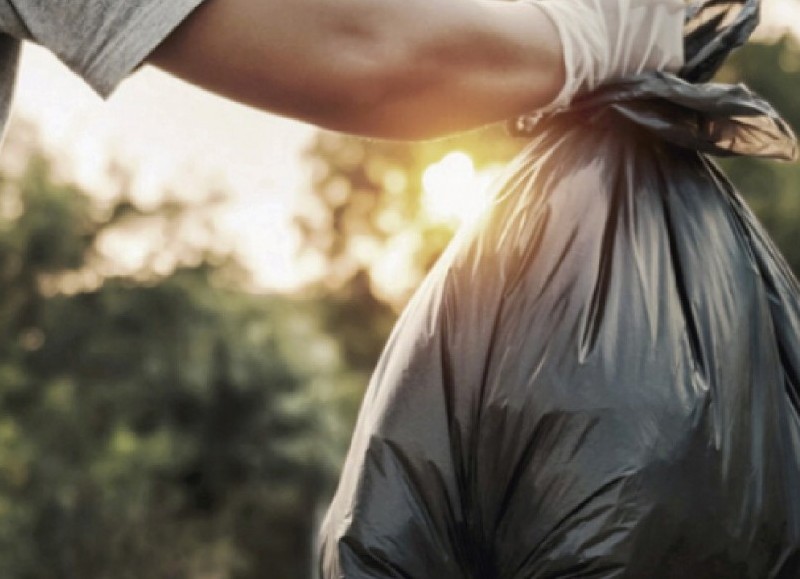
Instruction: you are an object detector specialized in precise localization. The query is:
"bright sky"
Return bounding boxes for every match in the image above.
[11,44,318,291]
[6,0,800,291]
[756,0,800,39]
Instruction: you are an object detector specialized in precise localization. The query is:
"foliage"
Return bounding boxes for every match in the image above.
[299,124,525,303]
[0,127,338,579]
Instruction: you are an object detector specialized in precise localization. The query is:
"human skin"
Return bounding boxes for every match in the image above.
[146,0,564,140]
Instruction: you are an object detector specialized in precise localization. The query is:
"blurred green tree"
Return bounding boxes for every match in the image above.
[0,123,337,579]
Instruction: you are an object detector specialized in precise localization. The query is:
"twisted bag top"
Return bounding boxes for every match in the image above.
[512,0,798,161]
[522,0,686,113]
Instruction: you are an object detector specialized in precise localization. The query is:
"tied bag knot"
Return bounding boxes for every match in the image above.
[510,0,798,161]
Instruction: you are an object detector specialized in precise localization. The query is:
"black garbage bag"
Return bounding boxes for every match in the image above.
[318,1,800,576]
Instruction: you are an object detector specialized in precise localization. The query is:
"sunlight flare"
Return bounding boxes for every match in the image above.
[422,151,493,226]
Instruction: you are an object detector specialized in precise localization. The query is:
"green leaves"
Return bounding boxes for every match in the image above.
[0,126,333,579]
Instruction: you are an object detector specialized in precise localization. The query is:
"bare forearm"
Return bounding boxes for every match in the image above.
[147,0,564,139]
[338,0,565,138]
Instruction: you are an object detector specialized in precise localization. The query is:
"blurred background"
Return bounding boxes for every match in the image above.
[0,2,798,577]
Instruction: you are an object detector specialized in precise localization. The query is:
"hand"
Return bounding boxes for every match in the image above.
[519,0,685,113]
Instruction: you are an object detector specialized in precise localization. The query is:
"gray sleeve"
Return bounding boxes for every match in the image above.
[0,0,208,97]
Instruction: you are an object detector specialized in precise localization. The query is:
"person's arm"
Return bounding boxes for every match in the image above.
[145,0,564,140]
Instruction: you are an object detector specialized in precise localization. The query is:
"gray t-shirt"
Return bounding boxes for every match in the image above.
[0,0,207,143]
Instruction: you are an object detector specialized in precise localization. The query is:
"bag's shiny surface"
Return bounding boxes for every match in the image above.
[318,1,800,576]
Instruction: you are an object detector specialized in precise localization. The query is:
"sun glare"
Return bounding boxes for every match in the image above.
[422,151,493,226]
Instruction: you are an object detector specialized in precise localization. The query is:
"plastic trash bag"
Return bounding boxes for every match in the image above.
[318,0,800,576]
